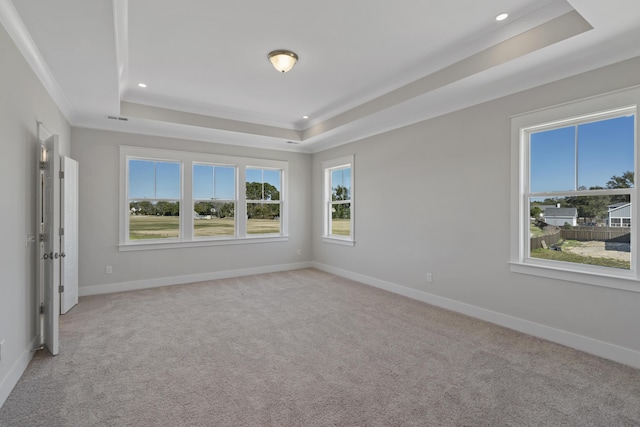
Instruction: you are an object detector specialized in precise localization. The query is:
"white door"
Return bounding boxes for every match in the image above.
[43,135,60,355]
[61,156,79,314]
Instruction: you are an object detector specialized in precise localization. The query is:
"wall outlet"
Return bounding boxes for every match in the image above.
[0,340,5,362]
[105,266,113,274]
[296,249,302,256]
[426,273,433,283]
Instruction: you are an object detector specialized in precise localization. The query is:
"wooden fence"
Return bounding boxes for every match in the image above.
[530,227,630,251]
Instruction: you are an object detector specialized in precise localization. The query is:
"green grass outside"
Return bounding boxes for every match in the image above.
[530,223,545,238]
[531,244,630,270]
[331,219,350,236]
[130,216,180,239]
[130,215,281,239]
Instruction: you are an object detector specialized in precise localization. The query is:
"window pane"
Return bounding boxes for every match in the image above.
[129,201,180,240]
[193,201,235,237]
[215,166,235,200]
[530,126,576,192]
[246,168,281,201]
[193,165,235,200]
[577,115,635,190]
[155,161,180,199]
[529,196,630,270]
[193,164,213,199]
[247,203,280,234]
[128,159,155,199]
[331,167,351,200]
[330,202,351,236]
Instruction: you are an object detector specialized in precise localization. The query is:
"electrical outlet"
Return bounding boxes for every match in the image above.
[296,249,302,256]
[426,273,433,283]
[106,266,113,274]
[0,340,5,362]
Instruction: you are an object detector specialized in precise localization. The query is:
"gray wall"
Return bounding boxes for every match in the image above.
[312,56,640,355]
[70,128,312,292]
[0,24,70,404]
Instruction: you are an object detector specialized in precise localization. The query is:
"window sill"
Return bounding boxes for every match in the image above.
[509,261,640,293]
[322,236,355,247]
[119,235,289,251]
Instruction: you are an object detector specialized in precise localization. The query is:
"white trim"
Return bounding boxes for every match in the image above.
[0,0,75,122]
[118,235,288,251]
[79,261,313,296]
[321,236,356,247]
[0,336,38,409]
[311,262,640,370]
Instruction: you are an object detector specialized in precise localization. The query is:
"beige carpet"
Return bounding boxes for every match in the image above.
[1,268,639,426]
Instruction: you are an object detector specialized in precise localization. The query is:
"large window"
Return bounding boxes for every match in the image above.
[511,87,639,290]
[120,146,288,250]
[323,155,354,245]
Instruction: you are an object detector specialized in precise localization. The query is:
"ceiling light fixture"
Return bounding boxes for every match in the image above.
[268,50,298,73]
[138,83,147,88]
[495,12,509,21]
[302,115,309,119]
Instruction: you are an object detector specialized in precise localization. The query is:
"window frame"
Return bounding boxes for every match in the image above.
[322,155,355,246]
[245,166,284,236]
[510,86,640,292]
[119,146,288,251]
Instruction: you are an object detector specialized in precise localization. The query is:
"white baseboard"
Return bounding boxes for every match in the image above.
[311,262,640,370]
[79,261,314,296]
[0,336,38,409]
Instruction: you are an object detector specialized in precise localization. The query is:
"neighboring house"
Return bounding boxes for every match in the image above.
[543,207,578,226]
[607,202,631,227]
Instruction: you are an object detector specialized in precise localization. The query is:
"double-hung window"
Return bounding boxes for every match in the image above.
[511,87,639,290]
[127,159,181,240]
[193,163,236,238]
[322,155,354,245]
[120,146,288,250]
[246,168,282,235]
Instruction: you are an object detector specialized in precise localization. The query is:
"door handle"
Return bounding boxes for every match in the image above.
[60,252,66,258]
[54,252,59,259]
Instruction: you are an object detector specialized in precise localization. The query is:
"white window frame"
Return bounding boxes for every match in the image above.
[322,155,355,246]
[245,166,285,237]
[119,146,288,251]
[510,86,640,292]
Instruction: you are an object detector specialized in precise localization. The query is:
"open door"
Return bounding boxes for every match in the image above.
[61,156,79,314]
[42,135,60,355]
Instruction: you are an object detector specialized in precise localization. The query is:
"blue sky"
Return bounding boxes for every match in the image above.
[331,167,351,194]
[129,161,281,200]
[128,160,180,199]
[530,115,635,193]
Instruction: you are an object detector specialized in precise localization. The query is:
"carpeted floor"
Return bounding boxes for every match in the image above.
[1,268,639,426]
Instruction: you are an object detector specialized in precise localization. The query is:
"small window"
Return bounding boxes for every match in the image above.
[511,87,639,290]
[323,155,354,244]
[128,159,181,241]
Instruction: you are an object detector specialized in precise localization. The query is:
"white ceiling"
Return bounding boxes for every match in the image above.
[2,0,640,152]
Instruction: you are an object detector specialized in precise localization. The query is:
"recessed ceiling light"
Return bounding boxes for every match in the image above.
[495,13,509,21]
[138,83,147,88]
[302,115,309,119]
